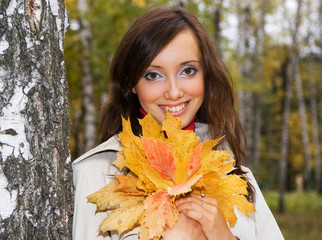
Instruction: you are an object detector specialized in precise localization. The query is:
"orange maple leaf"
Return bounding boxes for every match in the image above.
[144,191,178,239]
[142,137,176,182]
[167,174,203,197]
[187,143,202,178]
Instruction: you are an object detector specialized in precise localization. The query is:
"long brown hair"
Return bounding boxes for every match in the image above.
[98,7,254,200]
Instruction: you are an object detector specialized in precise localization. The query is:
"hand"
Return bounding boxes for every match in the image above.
[163,213,207,240]
[176,194,236,240]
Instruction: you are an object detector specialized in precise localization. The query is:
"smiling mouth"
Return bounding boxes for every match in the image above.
[160,102,188,113]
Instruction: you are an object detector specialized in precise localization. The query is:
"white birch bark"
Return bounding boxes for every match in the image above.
[212,0,224,55]
[318,0,322,194]
[0,0,73,238]
[294,56,311,190]
[252,0,267,174]
[77,0,95,153]
[308,56,321,194]
[236,0,255,169]
[279,0,303,212]
[176,0,187,7]
[279,51,293,213]
[287,0,311,191]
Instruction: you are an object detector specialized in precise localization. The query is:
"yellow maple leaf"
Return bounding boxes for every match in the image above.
[88,112,254,239]
[139,113,164,139]
[99,201,145,235]
[113,152,126,171]
[114,175,145,196]
[87,175,145,209]
[87,180,124,212]
[193,172,254,226]
[88,175,145,235]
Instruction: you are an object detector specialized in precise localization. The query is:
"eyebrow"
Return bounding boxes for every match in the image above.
[149,60,201,69]
[180,60,201,66]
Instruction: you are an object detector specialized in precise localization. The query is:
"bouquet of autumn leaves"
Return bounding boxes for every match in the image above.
[87,112,254,239]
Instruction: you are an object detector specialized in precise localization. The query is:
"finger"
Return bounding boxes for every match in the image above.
[190,194,220,206]
[178,197,208,210]
[178,202,218,228]
[178,200,228,236]
[176,196,233,240]
[177,198,206,212]
[177,198,217,222]
[177,197,224,224]
[176,194,204,206]
[177,195,219,209]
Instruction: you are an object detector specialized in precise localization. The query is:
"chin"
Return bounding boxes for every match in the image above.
[180,119,189,128]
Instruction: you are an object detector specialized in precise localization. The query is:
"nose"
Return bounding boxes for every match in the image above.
[164,76,184,100]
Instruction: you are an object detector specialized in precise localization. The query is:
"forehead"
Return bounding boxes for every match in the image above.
[149,29,201,66]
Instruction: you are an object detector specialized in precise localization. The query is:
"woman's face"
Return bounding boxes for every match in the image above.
[133,29,205,128]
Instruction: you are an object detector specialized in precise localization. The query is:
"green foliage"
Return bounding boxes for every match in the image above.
[263,191,322,240]
[275,211,322,240]
[264,191,322,213]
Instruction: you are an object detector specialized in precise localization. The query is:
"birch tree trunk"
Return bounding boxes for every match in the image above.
[0,0,73,238]
[318,0,322,195]
[177,0,187,7]
[236,0,255,169]
[279,54,292,213]
[308,56,321,193]
[252,0,267,174]
[294,56,311,191]
[288,0,311,191]
[77,0,96,153]
[279,0,303,212]
[212,0,224,56]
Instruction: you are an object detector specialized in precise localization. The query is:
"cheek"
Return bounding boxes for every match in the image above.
[135,83,161,107]
[188,78,205,99]
[137,92,152,107]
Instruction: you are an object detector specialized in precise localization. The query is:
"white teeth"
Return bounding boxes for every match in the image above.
[161,103,187,113]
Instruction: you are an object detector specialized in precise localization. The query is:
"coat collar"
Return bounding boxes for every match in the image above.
[72,135,121,165]
[72,122,211,165]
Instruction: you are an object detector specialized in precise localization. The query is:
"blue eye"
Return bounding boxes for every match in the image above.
[180,66,197,76]
[144,71,163,81]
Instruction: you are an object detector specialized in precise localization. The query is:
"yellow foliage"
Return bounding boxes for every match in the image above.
[131,0,146,7]
[88,113,254,239]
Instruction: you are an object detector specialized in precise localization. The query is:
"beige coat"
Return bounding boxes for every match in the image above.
[72,123,284,240]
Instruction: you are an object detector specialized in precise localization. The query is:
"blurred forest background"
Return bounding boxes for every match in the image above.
[63,0,322,237]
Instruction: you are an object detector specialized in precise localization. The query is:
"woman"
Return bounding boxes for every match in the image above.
[72,6,284,240]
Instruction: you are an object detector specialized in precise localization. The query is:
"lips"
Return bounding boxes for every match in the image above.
[160,102,188,113]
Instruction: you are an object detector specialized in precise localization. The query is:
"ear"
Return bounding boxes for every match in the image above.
[132,87,137,94]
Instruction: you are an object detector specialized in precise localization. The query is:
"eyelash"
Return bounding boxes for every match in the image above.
[144,71,164,81]
[180,66,197,77]
[144,65,198,81]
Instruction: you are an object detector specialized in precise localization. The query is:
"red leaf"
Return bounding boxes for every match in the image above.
[187,144,202,178]
[142,137,176,182]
